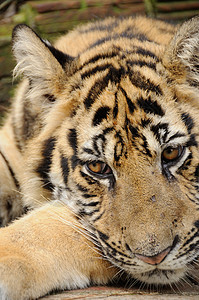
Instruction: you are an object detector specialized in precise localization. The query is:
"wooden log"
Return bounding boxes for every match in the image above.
[157,1,199,13]
[29,0,144,13]
[157,9,199,20]
[35,4,145,34]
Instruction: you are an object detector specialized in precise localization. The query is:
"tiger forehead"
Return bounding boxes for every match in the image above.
[70,67,183,134]
[70,55,167,120]
[57,16,174,57]
[71,75,195,164]
[68,42,170,119]
[63,17,170,92]
[74,85,185,145]
[75,39,163,88]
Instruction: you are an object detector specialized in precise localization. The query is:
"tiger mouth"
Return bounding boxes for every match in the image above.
[133,268,186,285]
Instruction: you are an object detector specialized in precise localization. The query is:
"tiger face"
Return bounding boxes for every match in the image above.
[11,16,199,286]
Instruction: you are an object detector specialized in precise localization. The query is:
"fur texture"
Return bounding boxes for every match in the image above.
[0,16,199,299]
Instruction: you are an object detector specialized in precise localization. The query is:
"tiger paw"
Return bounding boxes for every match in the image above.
[0,203,116,299]
[0,257,39,300]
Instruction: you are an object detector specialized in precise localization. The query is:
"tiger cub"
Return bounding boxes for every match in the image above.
[0,15,199,299]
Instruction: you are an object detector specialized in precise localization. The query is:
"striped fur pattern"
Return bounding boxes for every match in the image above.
[0,15,199,299]
[0,120,24,226]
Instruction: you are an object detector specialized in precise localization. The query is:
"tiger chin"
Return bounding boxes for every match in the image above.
[0,14,199,300]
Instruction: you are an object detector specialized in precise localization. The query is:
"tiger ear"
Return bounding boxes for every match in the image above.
[12,24,73,91]
[163,16,199,86]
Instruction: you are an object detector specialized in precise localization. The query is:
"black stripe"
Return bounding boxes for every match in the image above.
[79,46,158,75]
[181,112,194,134]
[44,94,56,102]
[137,96,164,116]
[84,76,108,110]
[136,47,159,61]
[167,132,186,143]
[125,243,131,252]
[35,137,56,191]
[82,201,100,206]
[127,59,156,71]
[151,123,169,144]
[129,124,140,138]
[80,170,99,185]
[92,134,105,156]
[179,232,199,254]
[60,155,69,185]
[92,127,113,156]
[0,216,3,227]
[85,52,118,64]
[121,30,149,42]
[129,124,152,157]
[186,134,198,147]
[98,230,109,241]
[120,87,135,114]
[194,165,199,182]
[97,230,133,260]
[68,128,77,154]
[89,32,150,50]
[76,184,89,193]
[81,63,112,80]
[141,118,151,128]
[92,106,110,126]
[78,207,100,217]
[79,52,119,72]
[0,150,20,189]
[113,91,118,119]
[129,71,163,96]
[83,148,95,156]
[103,127,114,135]
[82,194,97,198]
[84,66,125,110]
[194,220,199,228]
[92,128,113,156]
[142,135,152,157]
[70,155,83,170]
[68,128,80,170]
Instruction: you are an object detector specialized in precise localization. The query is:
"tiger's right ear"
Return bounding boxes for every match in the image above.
[12,24,73,91]
[163,16,199,86]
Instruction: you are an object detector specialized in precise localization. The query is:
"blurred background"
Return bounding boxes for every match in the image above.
[0,0,199,123]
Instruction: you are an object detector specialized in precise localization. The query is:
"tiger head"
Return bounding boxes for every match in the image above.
[12,16,199,286]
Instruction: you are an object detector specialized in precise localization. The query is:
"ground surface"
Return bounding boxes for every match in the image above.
[41,284,199,299]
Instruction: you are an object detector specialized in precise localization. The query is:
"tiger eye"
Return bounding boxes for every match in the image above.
[86,161,113,177]
[87,162,104,173]
[162,145,183,162]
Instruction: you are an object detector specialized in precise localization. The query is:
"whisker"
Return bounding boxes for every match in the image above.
[128,276,140,289]
[168,281,176,293]
[111,267,124,281]
[172,280,182,294]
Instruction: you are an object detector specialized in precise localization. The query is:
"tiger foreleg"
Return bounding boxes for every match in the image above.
[0,202,116,300]
[0,122,24,227]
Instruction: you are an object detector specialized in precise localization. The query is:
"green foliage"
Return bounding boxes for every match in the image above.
[80,0,87,10]
[13,3,37,28]
[144,0,157,17]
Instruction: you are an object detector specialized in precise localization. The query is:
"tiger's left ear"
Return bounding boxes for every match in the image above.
[12,24,73,91]
[163,16,199,86]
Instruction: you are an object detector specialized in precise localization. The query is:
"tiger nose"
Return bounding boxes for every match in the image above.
[135,247,171,265]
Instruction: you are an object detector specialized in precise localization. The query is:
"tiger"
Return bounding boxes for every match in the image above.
[0,14,199,300]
